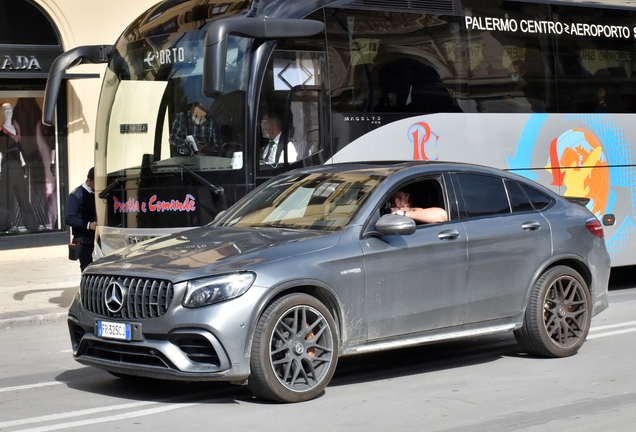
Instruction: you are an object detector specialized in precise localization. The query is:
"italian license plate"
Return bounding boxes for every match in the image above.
[97,320,131,341]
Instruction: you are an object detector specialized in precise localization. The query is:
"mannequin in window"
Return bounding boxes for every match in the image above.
[0,102,39,232]
[260,108,298,166]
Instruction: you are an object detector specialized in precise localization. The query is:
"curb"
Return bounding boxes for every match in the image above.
[0,312,67,329]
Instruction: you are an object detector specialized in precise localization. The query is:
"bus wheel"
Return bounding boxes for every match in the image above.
[248,293,338,403]
[514,266,591,358]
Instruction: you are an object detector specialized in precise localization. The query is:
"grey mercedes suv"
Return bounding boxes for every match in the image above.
[68,162,610,402]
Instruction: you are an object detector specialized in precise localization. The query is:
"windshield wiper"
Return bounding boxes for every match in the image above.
[98,177,132,199]
[151,163,224,196]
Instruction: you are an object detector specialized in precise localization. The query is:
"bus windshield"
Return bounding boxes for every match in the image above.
[96,31,250,179]
[93,30,252,251]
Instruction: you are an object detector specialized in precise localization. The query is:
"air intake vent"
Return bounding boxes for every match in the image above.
[344,0,460,14]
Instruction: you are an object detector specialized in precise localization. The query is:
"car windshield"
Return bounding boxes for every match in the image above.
[221,171,384,230]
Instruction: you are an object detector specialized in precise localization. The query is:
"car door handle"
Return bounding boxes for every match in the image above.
[438,229,460,240]
[521,221,541,231]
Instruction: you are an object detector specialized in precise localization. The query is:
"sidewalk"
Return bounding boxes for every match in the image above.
[0,254,81,328]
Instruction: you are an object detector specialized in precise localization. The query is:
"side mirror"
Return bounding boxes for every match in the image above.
[43,45,112,125]
[372,214,416,236]
[203,18,324,97]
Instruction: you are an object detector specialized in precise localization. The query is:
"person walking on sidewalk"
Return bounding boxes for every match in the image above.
[65,167,97,272]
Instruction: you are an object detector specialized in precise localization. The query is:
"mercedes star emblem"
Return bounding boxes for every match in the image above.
[104,281,126,314]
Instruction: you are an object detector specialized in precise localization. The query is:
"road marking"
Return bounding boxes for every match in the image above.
[0,381,63,393]
[0,401,155,428]
[589,320,636,332]
[9,403,196,432]
[587,327,636,339]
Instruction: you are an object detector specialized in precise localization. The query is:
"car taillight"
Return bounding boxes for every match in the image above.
[586,217,604,238]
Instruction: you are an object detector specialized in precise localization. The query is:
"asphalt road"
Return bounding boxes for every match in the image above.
[1,284,635,432]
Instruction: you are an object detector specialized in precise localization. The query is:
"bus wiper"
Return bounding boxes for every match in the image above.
[98,177,133,199]
[151,163,224,196]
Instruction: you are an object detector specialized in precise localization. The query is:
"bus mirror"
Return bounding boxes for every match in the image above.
[43,45,113,126]
[203,18,325,97]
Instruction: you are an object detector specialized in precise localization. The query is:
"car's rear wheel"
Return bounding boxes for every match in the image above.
[515,266,591,357]
[248,293,338,403]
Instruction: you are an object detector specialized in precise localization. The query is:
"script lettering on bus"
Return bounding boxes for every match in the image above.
[112,194,196,214]
[464,16,634,39]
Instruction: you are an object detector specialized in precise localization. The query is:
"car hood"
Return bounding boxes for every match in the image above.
[86,226,341,281]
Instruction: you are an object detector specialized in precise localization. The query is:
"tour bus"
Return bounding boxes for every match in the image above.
[44,0,636,266]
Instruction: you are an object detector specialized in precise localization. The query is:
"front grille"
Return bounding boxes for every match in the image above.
[81,275,174,319]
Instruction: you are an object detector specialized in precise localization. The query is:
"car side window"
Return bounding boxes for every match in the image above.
[380,177,448,224]
[520,184,552,210]
[505,180,534,213]
[456,173,510,218]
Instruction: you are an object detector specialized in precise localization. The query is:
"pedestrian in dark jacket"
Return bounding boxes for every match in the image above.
[65,167,97,272]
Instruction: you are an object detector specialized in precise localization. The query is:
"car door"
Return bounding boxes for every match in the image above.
[360,175,468,340]
[453,173,552,324]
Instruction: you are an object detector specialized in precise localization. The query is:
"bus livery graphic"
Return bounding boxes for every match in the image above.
[508,113,636,261]
[408,122,440,161]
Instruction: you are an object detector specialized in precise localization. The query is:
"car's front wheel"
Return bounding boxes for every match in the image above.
[515,265,591,357]
[248,293,338,403]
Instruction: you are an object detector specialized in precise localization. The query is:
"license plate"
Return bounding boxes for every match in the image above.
[97,320,131,341]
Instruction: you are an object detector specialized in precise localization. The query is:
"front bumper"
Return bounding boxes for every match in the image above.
[67,282,269,382]
[69,317,250,381]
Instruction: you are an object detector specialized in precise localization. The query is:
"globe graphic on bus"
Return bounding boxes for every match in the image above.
[547,128,610,217]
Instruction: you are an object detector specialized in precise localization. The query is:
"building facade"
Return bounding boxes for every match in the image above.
[0,0,158,260]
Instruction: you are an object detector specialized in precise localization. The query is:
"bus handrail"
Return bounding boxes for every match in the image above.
[43,45,113,126]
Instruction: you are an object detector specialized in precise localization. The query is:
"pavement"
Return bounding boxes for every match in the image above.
[0,254,81,328]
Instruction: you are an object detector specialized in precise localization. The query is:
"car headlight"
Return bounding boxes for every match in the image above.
[182,272,255,308]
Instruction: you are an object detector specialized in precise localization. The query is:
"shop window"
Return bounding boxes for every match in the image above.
[0,1,65,247]
[0,1,60,45]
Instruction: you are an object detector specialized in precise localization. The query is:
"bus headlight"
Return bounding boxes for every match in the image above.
[182,273,255,308]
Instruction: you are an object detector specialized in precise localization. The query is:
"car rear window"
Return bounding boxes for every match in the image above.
[505,180,535,213]
[520,184,552,210]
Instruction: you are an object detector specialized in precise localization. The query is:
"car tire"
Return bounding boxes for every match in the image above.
[248,293,339,403]
[514,265,591,358]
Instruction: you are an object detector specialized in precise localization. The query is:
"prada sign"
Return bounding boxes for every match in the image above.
[1,55,42,71]
[0,47,63,76]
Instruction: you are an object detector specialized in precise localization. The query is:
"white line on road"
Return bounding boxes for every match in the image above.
[589,320,636,332]
[9,403,196,432]
[0,381,63,393]
[0,400,155,429]
[587,327,636,339]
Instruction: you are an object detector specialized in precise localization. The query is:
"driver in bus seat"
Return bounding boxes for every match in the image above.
[389,190,447,224]
[260,108,298,166]
[169,102,221,156]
